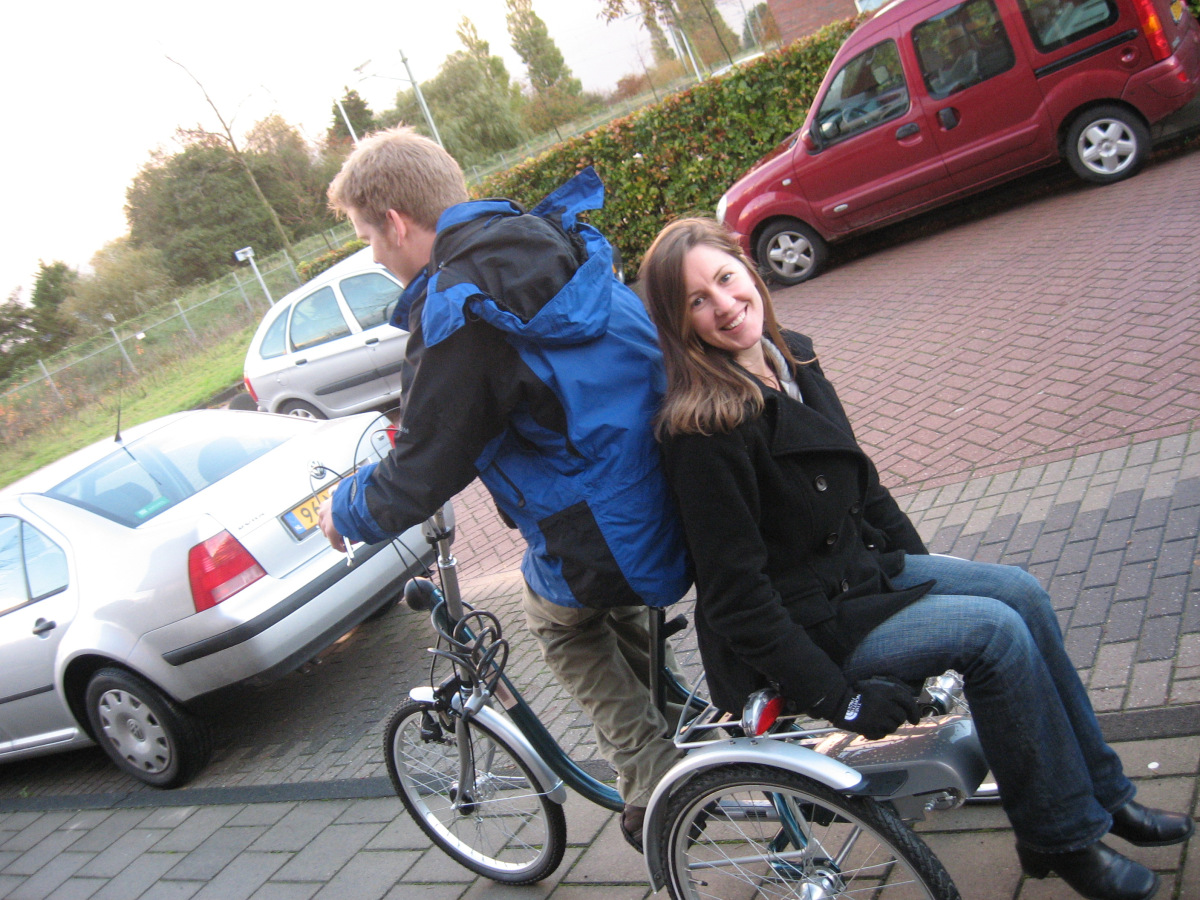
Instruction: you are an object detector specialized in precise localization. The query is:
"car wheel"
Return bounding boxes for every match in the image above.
[279,399,327,420]
[755,220,828,285]
[228,392,258,411]
[1064,105,1150,184]
[85,668,212,788]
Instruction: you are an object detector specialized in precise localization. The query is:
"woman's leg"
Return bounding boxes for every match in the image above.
[894,554,1134,814]
[842,590,1113,853]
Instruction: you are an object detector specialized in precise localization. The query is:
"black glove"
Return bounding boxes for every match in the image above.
[827,676,920,740]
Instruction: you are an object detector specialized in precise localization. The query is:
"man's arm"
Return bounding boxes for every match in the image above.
[323,320,513,548]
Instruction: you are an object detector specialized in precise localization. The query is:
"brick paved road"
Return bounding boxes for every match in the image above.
[2,142,1197,809]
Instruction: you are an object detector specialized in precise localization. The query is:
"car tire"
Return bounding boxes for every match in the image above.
[279,399,327,420]
[755,219,828,285]
[228,392,258,411]
[84,668,212,788]
[1064,105,1150,185]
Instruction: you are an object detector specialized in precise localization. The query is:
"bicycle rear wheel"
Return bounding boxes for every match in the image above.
[659,763,959,900]
[384,699,566,884]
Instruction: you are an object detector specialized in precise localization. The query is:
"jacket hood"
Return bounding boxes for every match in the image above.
[394,167,619,349]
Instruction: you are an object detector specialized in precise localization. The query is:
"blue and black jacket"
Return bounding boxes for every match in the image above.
[331,168,690,609]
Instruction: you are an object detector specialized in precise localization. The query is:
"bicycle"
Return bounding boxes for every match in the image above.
[380,505,990,898]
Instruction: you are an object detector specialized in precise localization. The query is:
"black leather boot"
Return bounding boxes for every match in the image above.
[1017,840,1158,900]
[1109,800,1195,847]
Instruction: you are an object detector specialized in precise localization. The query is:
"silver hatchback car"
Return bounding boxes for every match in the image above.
[243,248,408,419]
[0,409,441,787]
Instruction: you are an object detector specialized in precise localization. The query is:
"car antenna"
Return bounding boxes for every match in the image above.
[114,355,124,443]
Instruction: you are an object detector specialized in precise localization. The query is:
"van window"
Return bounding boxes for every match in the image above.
[340,273,401,330]
[1017,0,1119,51]
[814,40,910,143]
[289,286,351,351]
[913,0,1017,99]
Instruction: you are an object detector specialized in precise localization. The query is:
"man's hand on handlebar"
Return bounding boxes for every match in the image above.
[318,498,347,553]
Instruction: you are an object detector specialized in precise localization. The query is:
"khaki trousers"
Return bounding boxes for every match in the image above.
[521,584,685,807]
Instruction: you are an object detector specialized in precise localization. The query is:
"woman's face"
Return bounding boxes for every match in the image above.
[683,243,765,362]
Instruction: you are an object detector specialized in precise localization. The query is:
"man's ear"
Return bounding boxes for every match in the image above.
[384,209,410,245]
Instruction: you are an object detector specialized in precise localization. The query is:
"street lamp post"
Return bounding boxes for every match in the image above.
[356,53,444,148]
[234,247,274,305]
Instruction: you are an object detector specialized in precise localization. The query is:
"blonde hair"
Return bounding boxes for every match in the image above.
[640,218,809,438]
[327,126,468,230]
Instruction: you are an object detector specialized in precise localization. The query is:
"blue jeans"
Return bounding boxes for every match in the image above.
[841,554,1134,853]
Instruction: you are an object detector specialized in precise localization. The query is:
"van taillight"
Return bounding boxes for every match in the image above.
[188,531,265,612]
[1132,0,1173,61]
[243,377,259,403]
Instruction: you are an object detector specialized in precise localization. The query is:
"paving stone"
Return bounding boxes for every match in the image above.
[1137,615,1182,662]
[1115,561,1154,601]
[310,850,417,900]
[188,851,289,900]
[272,823,383,882]
[76,828,169,878]
[163,825,268,881]
[249,802,350,853]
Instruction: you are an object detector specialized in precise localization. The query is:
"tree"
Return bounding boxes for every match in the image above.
[0,290,36,382]
[327,88,376,147]
[247,115,343,234]
[127,135,280,284]
[599,0,738,68]
[382,19,527,169]
[743,2,781,47]
[28,261,78,355]
[62,239,174,335]
[167,57,300,270]
[506,0,580,94]
[506,0,602,135]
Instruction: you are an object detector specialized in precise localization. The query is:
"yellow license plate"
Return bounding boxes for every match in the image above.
[1171,0,1183,21]
[281,481,339,539]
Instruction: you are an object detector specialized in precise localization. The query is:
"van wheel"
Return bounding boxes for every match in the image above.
[1064,106,1149,184]
[755,220,828,285]
[279,400,326,420]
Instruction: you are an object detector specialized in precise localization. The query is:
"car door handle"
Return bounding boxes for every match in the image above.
[895,122,920,139]
[294,358,308,366]
[364,337,380,345]
[938,107,960,129]
[32,618,57,636]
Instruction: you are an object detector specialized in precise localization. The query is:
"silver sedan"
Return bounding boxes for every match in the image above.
[0,409,440,787]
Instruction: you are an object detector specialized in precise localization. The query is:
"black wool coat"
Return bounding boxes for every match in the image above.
[661,332,932,715]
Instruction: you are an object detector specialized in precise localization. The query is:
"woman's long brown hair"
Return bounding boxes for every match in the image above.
[640,218,808,438]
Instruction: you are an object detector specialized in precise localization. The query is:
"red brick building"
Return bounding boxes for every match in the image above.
[768,0,882,43]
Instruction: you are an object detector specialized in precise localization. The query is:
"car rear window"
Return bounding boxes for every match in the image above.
[1017,0,1119,51]
[46,416,298,527]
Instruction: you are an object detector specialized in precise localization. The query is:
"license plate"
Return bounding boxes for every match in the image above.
[1171,0,1183,21]
[281,480,339,539]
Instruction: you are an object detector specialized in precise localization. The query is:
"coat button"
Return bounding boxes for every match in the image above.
[814,476,829,492]
[824,532,838,546]
[841,579,850,593]
[849,502,861,515]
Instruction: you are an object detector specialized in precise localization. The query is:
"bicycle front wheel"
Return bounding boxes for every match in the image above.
[659,763,959,900]
[384,699,566,884]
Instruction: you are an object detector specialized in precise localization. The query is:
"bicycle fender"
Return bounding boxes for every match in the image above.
[409,687,569,805]
[642,737,864,890]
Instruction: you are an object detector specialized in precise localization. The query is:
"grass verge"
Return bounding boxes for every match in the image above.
[0,327,254,489]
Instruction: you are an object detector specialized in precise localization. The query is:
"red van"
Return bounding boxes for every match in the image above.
[718,0,1200,283]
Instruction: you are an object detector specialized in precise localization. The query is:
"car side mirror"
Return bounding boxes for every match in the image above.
[801,128,822,152]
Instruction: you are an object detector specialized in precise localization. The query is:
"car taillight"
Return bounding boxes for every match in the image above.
[188,531,265,612]
[243,377,258,403]
[1132,0,1172,61]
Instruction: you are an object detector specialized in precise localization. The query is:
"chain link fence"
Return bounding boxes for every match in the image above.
[0,226,355,444]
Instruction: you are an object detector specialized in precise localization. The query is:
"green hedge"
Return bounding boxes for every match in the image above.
[298,239,367,281]
[475,18,861,274]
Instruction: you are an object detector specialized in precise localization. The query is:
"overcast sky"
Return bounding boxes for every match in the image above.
[1,1,743,303]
